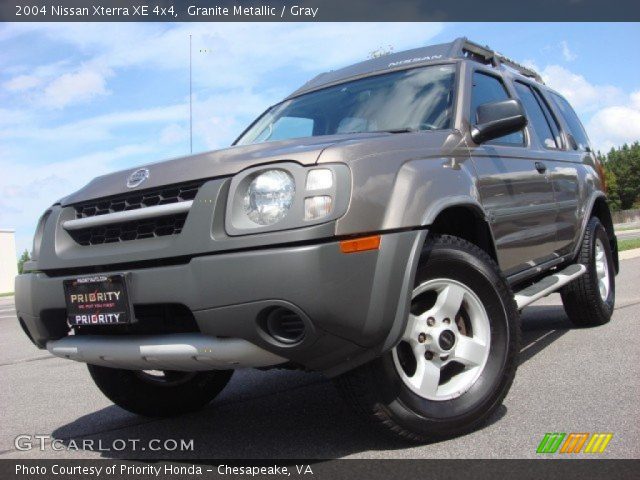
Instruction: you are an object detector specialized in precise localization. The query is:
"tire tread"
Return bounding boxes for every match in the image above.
[561,217,614,327]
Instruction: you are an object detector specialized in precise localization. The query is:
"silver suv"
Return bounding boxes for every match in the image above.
[15,38,618,441]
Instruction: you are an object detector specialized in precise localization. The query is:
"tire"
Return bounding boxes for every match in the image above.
[88,365,233,417]
[335,235,520,442]
[561,217,615,327]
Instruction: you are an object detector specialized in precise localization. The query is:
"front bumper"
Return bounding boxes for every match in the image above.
[15,230,426,376]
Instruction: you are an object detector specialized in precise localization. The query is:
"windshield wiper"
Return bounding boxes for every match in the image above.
[341,127,420,135]
[376,127,419,134]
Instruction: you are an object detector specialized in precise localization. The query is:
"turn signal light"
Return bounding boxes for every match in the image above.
[339,235,381,254]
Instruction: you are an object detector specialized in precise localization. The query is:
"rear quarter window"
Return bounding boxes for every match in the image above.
[549,92,590,150]
[514,82,560,149]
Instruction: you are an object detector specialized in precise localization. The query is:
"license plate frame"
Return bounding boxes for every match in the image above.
[63,273,135,326]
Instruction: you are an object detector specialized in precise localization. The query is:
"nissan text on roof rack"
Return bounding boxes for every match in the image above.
[15,38,618,441]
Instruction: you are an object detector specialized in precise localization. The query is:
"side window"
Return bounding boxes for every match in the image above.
[549,92,590,150]
[470,72,524,145]
[533,88,563,148]
[514,82,559,149]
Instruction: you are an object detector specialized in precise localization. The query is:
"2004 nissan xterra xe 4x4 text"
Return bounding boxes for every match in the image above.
[15,38,618,441]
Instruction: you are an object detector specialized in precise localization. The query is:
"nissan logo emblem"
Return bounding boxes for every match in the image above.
[126,168,149,188]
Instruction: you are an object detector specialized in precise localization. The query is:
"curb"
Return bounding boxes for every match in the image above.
[619,248,640,261]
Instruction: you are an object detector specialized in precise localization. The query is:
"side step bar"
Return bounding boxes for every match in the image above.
[514,264,586,310]
[47,333,286,371]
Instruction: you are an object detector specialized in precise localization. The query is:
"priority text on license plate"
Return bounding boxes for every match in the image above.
[63,274,133,326]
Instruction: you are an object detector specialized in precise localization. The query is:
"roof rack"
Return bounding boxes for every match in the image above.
[449,37,544,84]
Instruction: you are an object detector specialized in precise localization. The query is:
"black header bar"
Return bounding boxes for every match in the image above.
[1,0,639,22]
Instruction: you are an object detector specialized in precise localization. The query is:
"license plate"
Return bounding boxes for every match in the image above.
[63,274,133,326]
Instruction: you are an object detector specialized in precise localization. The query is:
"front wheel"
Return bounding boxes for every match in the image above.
[335,235,520,442]
[88,365,233,417]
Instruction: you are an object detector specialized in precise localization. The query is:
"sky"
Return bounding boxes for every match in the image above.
[1,22,639,256]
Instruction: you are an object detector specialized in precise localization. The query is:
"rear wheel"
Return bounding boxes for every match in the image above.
[335,235,520,441]
[88,365,233,417]
[561,217,615,327]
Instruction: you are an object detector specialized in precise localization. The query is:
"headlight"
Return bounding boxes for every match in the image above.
[243,170,295,225]
[225,163,350,236]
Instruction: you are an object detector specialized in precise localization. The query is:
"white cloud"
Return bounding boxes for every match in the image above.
[3,74,42,92]
[560,41,577,62]
[0,102,189,144]
[540,64,640,152]
[541,65,622,112]
[159,123,189,146]
[41,67,111,109]
[587,92,640,152]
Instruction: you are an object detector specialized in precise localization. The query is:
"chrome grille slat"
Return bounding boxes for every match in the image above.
[65,180,203,246]
[62,201,193,231]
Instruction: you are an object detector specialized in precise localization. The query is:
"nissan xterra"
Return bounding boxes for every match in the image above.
[15,38,618,441]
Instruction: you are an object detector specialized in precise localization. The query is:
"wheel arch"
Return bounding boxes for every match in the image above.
[379,201,499,356]
[427,203,499,263]
[584,194,619,274]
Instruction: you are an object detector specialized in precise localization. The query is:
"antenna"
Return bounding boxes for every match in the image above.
[189,33,193,154]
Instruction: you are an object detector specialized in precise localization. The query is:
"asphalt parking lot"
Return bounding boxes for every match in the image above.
[1,256,639,460]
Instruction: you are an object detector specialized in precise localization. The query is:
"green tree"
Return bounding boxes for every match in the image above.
[602,142,640,210]
[17,250,30,274]
[604,167,622,211]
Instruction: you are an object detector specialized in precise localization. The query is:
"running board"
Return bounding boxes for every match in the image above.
[47,334,286,371]
[514,264,586,310]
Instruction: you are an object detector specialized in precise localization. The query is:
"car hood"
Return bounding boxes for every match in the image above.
[59,132,393,206]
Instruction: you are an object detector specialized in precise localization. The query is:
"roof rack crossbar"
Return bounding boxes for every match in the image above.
[451,37,544,84]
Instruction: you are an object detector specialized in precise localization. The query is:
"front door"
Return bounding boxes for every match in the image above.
[468,70,557,276]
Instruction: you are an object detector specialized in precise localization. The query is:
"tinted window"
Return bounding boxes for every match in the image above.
[515,82,559,149]
[237,65,456,145]
[550,92,590,150]
[533,88,562,148]
[470,72,524,145]
[254,117,314,143]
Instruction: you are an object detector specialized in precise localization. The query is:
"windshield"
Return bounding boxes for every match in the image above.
[236,64,456,145]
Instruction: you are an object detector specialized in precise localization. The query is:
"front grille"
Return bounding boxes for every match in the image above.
[74,181,203,219]
[67,213,188,246]
[68,180,203,246]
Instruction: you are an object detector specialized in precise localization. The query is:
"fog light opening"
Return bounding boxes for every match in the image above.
[263,307,306,345]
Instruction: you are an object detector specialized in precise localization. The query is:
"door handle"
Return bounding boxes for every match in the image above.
[535,161,547,174]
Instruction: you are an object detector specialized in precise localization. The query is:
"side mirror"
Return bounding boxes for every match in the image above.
[471,99,527,144]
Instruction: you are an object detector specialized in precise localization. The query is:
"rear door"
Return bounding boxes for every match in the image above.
[545,91,595,255]
[468,69,557,276]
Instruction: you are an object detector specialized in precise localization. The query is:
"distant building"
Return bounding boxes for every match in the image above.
[0,230,18,295]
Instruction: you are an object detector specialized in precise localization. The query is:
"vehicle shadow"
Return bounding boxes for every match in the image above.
[519,303,575,366]
[50,373,506,460]
[49,304,572,460]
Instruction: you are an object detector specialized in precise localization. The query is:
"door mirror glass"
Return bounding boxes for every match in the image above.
[471,99,527,144]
